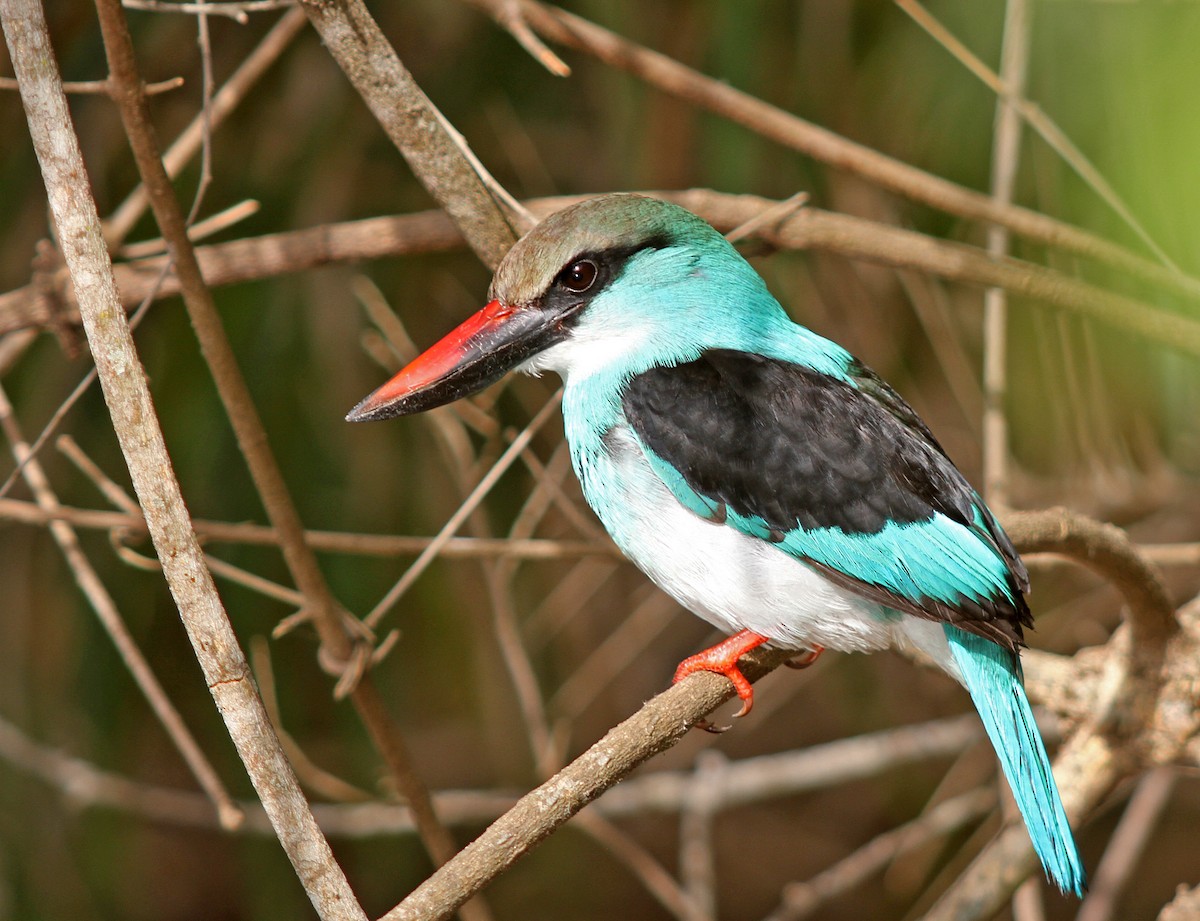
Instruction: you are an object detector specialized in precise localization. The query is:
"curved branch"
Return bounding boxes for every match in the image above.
[1004,507,1177,651]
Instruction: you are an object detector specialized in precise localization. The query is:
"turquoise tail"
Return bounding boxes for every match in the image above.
[944,626,1086,896]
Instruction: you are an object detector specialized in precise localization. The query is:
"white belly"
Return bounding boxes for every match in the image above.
[579,425,940,657]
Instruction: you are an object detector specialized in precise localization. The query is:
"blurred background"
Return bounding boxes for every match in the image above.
[2,1,1199,919]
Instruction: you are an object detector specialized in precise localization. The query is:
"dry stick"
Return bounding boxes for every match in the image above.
[980,0,1032,510]
[0,496,617,559]
[122,0,296,21]
[0,74,184,93]
[0,708,991,839]
[0,385,242,830]
[7,194,1200,359]
[379,646,799,921]
[297,0,531,269]
[0,2,364,918]
[90,0,471,904]
[469,0,1200,301]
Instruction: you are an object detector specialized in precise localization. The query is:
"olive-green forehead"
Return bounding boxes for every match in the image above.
[488,194,713,305]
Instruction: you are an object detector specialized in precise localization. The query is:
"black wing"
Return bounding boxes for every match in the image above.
[621,349,1031,649]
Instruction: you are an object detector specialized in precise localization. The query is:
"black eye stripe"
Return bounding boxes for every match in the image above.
[540,234,674,313]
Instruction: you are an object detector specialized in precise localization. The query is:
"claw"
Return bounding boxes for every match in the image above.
[672,629,770,724]
[783,644,825,670]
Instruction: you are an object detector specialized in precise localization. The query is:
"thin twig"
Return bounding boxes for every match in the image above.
[122,0,295,21]
[0,496,618,559]
[364,392,563,629]
[105,5,308,245]
[0,74,183,93]
[896,0,1180,273]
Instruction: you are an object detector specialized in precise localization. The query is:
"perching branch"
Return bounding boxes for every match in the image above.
[379,646,798,921]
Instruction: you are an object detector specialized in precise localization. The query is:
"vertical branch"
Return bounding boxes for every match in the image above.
[981,0,1031,508]
[678,750,723,921]
[0,3,365,918]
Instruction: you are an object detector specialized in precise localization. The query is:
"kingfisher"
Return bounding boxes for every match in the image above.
[348,193,1085,895]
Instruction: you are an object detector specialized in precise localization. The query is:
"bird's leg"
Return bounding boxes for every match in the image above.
[672,629,770,719]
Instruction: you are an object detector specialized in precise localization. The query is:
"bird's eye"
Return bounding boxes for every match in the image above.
[559,259,598,293]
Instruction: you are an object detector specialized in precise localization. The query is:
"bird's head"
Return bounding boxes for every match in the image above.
[347,194,779,421]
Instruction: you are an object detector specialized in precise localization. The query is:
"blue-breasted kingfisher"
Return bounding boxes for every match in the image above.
[348,194,1086,895]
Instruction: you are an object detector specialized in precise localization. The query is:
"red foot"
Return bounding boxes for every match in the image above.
[672,630,771,718]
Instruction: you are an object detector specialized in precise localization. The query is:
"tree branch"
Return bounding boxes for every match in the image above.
[0,2,364,917]
[380,647,797,921]
[8,193,1200,361]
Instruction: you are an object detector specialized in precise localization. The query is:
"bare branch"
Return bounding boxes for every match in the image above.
[0,3,363,916]
[379,647,799,921]
[0,496,617,559]
[1005,507,1177,651]
[980,0,1032,508]
[9,193,1200,362]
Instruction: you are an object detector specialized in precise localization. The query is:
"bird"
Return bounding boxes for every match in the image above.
[347,193,1086,895]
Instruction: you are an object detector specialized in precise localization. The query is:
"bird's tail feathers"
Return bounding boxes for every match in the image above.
[944,625,1086,896]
